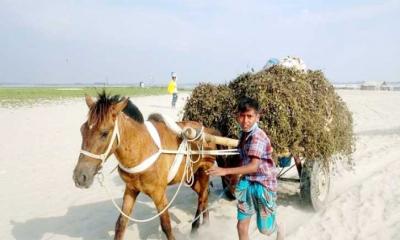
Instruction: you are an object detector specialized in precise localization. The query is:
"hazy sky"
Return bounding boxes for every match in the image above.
[1,0,399,85]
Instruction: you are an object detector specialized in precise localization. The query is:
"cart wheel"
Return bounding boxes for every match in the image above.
[300,160,330,211]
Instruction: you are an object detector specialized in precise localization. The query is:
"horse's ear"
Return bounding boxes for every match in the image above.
[85,94,95,108]
[113,97,129,114]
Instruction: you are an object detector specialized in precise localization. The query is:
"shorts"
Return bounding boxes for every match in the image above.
[235,178,277,235]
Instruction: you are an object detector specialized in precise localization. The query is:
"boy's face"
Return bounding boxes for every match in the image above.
[236,108,259,132]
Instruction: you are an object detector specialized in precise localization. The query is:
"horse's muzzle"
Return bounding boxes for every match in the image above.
[73,166,97,189]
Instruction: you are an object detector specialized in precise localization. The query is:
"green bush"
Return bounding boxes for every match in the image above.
[183,66,355,166]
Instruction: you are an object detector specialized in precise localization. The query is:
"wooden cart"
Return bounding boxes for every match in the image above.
[183,127,330,211]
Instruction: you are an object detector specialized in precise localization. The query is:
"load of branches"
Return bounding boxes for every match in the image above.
[183,66,355,167]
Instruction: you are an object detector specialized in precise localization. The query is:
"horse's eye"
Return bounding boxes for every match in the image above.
[100,131,109,138]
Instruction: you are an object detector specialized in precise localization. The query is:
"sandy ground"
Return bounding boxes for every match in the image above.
[1,90,399,240]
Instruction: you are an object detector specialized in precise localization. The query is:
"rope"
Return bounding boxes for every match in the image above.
[97,135,208,223]
[186,126,205,142]
[98,168,232,227]
[161,148,239,155]
[96,118,239,224]
[97,157,189,223]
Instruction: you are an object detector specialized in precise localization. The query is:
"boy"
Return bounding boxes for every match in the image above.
[207,96,283,240]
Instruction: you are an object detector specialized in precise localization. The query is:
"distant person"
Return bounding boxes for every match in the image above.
[167,72,178,108]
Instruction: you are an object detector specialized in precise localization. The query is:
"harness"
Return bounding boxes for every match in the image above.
[80,114,238,182]
[79,113,238,222]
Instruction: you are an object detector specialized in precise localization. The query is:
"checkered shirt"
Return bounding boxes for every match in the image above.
[239,126,278,192]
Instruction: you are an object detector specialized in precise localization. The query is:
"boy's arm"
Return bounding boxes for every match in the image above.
[206,157,260,176]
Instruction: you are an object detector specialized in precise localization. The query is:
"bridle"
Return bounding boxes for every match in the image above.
[79,116,121,166]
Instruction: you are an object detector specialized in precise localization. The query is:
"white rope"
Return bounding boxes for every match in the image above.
[90,115,239,223]
[117,121,238,175]
[167,139,188,183]
[97,162,187,223]
[186,126,205,142]
[96,120,200,222]
[117,121,162,174]
[97,141,202,223]
[184,143,195,186]
[80,118,121,163]
[161,149,239,155]
[98,134,226,223]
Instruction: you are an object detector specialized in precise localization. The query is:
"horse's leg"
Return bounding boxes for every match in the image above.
[151,191,175,240]
[191,167,211,233]
[114,187,138,240]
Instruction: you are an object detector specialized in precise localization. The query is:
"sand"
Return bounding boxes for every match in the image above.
[1,90,399,240]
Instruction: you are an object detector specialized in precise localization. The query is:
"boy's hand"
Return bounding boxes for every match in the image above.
[206,165,227,176]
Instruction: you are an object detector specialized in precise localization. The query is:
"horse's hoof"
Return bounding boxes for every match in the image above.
[190,226,199,236]
[202,219,210,226]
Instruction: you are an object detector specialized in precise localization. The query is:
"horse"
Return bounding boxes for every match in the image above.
[72,92,220,240]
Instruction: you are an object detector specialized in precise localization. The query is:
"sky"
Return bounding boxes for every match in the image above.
[0,0,399,85]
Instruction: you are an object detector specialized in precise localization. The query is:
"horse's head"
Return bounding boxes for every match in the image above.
[73,92,129,188]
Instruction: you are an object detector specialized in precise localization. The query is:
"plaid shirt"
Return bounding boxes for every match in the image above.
[239,125,278,192]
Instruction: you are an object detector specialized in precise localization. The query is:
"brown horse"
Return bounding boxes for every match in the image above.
[73,92,219,240]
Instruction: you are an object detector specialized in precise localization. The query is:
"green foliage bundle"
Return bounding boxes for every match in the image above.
[183,66,354,165]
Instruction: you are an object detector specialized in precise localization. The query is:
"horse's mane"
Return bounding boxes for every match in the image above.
[88,90,144,126]
[123,100,144,123]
